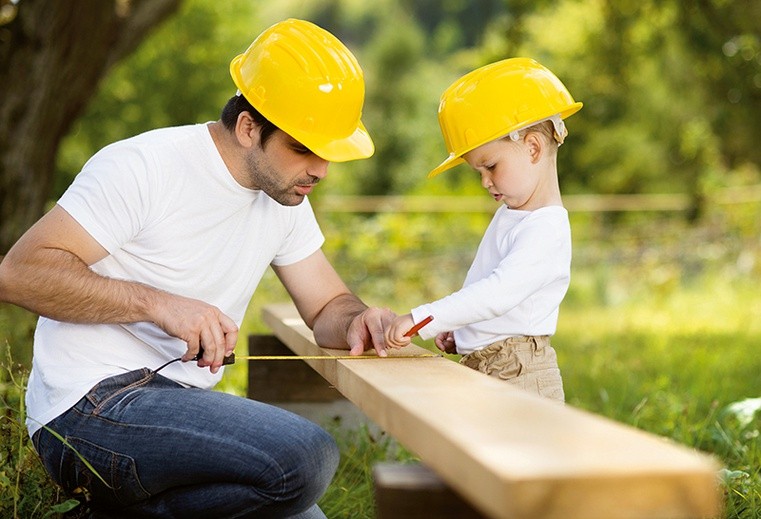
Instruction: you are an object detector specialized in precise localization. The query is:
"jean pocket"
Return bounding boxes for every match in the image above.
[59,436,150,507]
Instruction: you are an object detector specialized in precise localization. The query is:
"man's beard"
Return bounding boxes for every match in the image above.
[245,151,318,206]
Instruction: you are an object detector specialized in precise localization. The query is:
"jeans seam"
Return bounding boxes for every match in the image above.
[90,369,155,416]
[63,434,151,504]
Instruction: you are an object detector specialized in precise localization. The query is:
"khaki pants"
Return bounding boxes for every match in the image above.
[459,336,565,402]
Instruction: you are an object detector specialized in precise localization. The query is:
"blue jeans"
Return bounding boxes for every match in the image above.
[32,368,339,518]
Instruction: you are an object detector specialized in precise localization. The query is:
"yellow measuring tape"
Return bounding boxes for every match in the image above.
[221,352,440,365]
[155,351,440,374]
[196,316,440,366]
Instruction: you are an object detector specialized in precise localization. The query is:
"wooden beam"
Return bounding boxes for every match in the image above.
[262,303,722,519]
[373,462,487,519]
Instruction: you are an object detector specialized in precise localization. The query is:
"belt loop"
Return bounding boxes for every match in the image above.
[530,335,546,355]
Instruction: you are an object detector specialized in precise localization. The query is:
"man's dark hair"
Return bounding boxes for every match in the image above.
[220,94,279,147]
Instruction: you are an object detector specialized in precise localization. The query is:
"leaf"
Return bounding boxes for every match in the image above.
[26,418,112,489]
[49,498,81,513]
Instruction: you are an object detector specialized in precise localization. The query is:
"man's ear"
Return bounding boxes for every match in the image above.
[235,111,260,149]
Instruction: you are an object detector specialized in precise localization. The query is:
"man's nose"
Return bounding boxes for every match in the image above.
[309,157,329,179]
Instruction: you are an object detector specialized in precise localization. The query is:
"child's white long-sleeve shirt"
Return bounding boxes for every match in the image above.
[411,205,571,355]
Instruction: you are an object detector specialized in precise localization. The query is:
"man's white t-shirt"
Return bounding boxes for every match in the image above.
[26,124,324,436]
[411,205,571,354]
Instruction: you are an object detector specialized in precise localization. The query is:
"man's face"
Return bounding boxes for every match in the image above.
[244,130,329,206]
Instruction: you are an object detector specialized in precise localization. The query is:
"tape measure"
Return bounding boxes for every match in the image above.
[153,350,439,375]
[156,316,440,371]
[218,352,440,365]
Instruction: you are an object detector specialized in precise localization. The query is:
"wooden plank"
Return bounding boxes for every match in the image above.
[262,303,722,519]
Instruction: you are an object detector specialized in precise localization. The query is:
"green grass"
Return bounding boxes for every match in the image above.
[554,274,761,518]
[318,424,416,519]
[1,209,760,517]
[0,350,80,518]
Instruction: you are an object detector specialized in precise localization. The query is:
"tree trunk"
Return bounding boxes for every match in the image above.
[0,0,182,254]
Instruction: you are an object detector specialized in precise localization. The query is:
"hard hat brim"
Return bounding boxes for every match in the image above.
[428,102,583,179]
[427,155,465,178]
[308,120,375,162]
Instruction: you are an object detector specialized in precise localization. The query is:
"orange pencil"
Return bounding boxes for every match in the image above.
[403,315,434,337]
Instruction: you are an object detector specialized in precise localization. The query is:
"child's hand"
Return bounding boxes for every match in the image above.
[384,313,415,349]
[435,331,457,354]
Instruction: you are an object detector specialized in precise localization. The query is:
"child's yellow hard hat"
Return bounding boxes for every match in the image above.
[428,57,582,178]
[230,18,374,162]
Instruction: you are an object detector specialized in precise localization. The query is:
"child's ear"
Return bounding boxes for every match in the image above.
[524,132,544,163]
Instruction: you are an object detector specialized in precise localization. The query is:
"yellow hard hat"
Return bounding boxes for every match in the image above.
[428,57,582,178]
[230,18,374,162]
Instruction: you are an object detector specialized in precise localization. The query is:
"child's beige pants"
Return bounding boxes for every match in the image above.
[459,335,565,402]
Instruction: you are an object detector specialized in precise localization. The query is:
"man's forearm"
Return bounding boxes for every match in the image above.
[0,247,161,324]
[311,293,367,349]
[1,243,238,372]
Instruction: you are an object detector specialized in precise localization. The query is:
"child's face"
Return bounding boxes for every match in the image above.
[463,137,539,210]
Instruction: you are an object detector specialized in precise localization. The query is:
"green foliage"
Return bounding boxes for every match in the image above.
[53,0,761,216]
[0,305,36,368]
[319,424,416,519]
[359,10,426,195]
[0,350,79,519]
[54,0,263,199]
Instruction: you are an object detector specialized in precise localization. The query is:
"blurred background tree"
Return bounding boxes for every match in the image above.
[0,0,182,254]
[2,0,759,247]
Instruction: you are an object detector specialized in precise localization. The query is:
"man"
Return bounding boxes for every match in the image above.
[0,19,393,518]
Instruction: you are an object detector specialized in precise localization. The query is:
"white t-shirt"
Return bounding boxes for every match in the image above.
[26,124,324,436]
[411,205,571,354]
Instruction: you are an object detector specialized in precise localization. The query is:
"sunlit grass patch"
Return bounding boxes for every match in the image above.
[0,349,80,518]
[319,423,416,519]
[2,209,760,517]
[556,267,761,519]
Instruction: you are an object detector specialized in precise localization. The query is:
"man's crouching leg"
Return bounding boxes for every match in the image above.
[32,369,339,518]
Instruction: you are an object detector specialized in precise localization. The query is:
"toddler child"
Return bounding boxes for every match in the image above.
[385,57,582,401]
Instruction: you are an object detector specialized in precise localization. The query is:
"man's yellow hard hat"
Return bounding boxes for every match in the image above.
[428,57,582,178]
[230,18,374,162]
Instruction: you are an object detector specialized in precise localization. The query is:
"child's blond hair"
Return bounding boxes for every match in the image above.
[507,120,561,155]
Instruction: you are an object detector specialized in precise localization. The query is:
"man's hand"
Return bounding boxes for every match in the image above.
[152,293,238,374]
[347,306,396,357]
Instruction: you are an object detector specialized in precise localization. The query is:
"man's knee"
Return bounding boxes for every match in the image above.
[300,424,339,494]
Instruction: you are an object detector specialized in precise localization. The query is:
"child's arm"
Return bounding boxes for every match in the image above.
[410,210,571,338]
